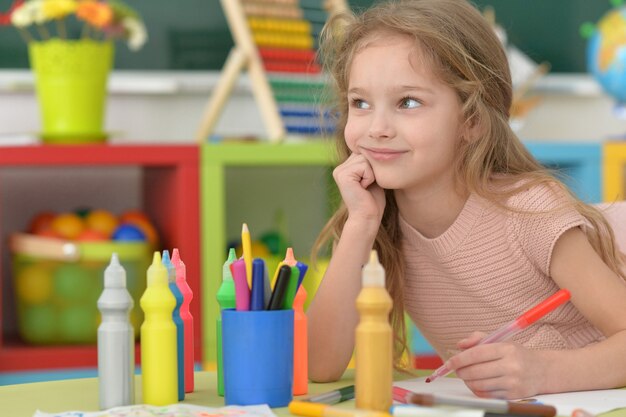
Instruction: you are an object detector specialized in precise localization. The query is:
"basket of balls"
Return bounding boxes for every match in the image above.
[10,208,158,345]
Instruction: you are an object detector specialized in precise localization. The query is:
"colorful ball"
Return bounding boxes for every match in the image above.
[58,305,97,343]
[85,209,118,238]
[15,264,53,305]
[28,212,56,234]
[50,213,85,239]
[112,224,146,241]
[119,209,151,224]
[53,264,96,303]
[120,219,158,245]
[19,305,57,343]
[77,229,108,241]
[36,229,62,239]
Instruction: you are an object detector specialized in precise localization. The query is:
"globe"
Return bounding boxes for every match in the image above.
[587,5,626,106]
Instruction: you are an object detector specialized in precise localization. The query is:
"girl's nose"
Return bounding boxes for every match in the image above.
[368,110,394,140]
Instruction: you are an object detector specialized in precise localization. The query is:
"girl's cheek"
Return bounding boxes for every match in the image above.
[344,126,359,154]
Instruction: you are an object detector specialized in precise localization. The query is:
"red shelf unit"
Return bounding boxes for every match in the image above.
[0,144,201,372]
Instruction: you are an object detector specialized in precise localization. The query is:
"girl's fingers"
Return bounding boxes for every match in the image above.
[454,356,506,381]
[471,388,510,399]
[334,153,376,189]
[457,331,487,349]
[447,343,504,371]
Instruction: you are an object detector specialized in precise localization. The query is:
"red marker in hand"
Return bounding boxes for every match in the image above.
[426,288,571,383]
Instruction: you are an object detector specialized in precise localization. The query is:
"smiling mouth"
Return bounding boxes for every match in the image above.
[362,147,406,161]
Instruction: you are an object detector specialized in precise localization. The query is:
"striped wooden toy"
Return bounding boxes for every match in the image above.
[196,0,348,143]
[245,0,344,137]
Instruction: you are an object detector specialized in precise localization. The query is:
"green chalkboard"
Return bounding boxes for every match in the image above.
[0,0,232,70]
[353,0,613,73]
[0,0,615,72]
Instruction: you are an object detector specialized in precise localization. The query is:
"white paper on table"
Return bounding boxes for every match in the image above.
[33,404,278,417]
[394,377,626,416]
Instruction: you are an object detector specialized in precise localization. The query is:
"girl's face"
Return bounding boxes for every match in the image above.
[344,33,467,194]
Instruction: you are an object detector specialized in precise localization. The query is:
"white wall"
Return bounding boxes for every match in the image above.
[2,71,626,143]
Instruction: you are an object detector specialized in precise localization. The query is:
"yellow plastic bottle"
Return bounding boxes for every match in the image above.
[140,252,178,406]
[355,250,393,412]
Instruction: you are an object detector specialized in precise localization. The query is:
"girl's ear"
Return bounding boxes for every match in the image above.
[461,113,483,143]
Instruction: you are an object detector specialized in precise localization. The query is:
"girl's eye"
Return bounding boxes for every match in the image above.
[352,98,370,110]
[400,97,421,109]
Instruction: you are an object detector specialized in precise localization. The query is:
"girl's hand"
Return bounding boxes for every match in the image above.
[333,153,386,227]
[445,332,546,399]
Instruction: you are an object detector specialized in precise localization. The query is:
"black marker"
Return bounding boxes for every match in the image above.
[268,264,291,310]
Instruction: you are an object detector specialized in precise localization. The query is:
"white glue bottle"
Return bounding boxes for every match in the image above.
[97,253,135,409]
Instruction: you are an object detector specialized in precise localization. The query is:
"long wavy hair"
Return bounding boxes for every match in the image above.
[313,0,626,370]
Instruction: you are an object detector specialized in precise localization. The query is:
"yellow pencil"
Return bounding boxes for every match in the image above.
[242,223,252,287]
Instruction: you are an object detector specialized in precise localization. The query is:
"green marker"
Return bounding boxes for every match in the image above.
[216,248,237,397]
[282,265,300,310]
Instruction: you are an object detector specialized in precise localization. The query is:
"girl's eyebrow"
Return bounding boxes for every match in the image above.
[347,85,435,95]
[397,84,435,94]
[347,87,367,95]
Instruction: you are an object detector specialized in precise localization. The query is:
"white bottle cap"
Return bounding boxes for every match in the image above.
[104,253,126,288]
[362,250,385,287]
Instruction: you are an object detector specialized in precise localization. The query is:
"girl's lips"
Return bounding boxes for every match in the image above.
[362,147,406,161]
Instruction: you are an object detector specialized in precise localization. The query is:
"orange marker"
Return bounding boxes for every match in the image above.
[292,284,308,395]
[271,247,307,395]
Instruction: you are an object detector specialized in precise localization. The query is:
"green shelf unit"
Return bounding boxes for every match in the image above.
[200,141,337,365]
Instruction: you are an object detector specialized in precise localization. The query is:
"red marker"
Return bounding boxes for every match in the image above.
[426,289,571,383]
[392,386,414,404]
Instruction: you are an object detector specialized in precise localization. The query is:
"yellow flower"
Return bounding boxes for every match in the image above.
[42,0,77,20]
[76,1,113,28]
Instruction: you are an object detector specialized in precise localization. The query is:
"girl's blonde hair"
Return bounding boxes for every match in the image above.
[314,0,626,370]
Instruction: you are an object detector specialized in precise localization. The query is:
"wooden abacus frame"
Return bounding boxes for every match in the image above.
[195,0,348,143]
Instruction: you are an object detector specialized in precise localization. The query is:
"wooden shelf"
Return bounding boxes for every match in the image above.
[200,141,336,365]
[0,144,201,372]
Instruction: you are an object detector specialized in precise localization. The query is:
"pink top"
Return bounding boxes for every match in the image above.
[400,183,605,359]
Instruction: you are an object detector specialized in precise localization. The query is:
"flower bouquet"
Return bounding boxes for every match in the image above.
[6,0,147,143]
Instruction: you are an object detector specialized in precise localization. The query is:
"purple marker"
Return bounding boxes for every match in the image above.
[229,259,250,311]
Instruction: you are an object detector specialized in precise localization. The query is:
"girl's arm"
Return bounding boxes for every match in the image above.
[446,227,626,398]
[307,153,386,382]
[307,219,377,382]
[538,226,626,391]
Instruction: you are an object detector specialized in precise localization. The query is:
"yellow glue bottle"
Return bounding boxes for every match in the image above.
[140,252,178,406]
[355,250,393,412]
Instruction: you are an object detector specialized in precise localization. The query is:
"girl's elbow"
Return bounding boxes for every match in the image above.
[308,365,345,383]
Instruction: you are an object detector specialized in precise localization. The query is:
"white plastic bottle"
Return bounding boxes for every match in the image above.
[97,253,135,409]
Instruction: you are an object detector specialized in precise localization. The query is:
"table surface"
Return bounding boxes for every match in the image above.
[2,370,625,417]
[0,370,356,417]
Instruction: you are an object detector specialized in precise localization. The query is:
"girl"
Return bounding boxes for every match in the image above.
[307,0,626,399]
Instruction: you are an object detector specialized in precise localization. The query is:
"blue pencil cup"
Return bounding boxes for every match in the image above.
[222,309,294,407]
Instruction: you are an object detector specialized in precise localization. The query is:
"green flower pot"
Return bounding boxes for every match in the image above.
[29,39,113,144]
